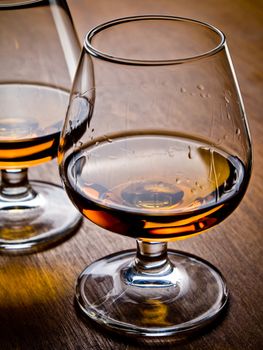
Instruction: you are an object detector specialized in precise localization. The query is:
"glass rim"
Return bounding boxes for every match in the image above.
[84,15,226,66]
[0,0,43,8]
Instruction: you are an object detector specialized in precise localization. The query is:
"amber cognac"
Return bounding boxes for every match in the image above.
[64,131,248,241]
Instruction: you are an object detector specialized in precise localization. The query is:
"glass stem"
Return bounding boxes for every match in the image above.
[123,240,177,287]
[135,240,172,274]
[0,169,36,201]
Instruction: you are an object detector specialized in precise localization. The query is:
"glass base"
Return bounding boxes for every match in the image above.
[76,249,228,337]
[0,180,82,253]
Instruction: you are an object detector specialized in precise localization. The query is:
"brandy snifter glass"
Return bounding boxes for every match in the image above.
[0,0,82,253]
[59,16,252,337]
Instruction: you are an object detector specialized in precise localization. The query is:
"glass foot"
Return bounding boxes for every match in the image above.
[76,249,228,337]
[0,180,82,253]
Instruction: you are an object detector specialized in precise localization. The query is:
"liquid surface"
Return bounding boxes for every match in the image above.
[0,84,69,168]
[64,132,247,240]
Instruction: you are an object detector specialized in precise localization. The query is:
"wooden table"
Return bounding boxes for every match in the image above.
[0,1,262,349]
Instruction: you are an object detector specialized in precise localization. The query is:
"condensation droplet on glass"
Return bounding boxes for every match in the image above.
[107,138,113,143]
[197,84,205,90]
[180,87,187,93]
[224,96,230,104]
[223,134,228,140]
[91,128,94,132]
[191,188,196,194]
[191,92,196,96]
[200,93,206,98]
[188,145,192,159]
[235,128,241,136]
[168,147,176,157]
[176,178,181,184]
[227,112,231,120]
[95,141,99,146]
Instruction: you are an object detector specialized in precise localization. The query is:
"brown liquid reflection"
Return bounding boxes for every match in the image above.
[139,299,172,327]
[0,256,72,348]
[0,223,53,241]
[0,262,63,306]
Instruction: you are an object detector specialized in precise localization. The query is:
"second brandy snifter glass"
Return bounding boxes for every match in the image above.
[0,0,82,253]
[59,16,252,337]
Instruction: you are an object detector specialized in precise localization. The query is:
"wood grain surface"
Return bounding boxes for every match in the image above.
[0,0,262,349]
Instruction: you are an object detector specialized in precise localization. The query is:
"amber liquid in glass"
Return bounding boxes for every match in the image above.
[0,130,61,168]
[64,132,248,241]
[0,84,69,168]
